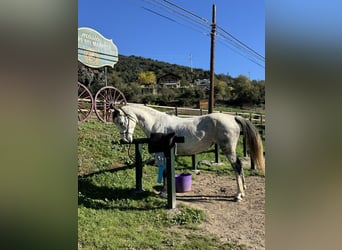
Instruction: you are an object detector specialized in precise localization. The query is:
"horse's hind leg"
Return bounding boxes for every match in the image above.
[240,162,246,190]
[233,157,246,201]
[224,148,246,201]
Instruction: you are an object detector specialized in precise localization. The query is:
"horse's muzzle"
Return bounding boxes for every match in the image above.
[126,134,133,143]
[121,134,133,143]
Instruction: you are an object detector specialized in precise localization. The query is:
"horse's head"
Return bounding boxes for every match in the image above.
[112,107,137,143]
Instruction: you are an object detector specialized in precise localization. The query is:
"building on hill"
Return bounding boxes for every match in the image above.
[157,73,181,88]
[193,78,210,91]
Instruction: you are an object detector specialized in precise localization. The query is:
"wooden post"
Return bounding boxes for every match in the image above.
[215,144,220,163]
[135,142,143,192]
[121,136,183,209]
[166,147,176,209]
[251,158,255,170]
[208,5,220,163]
[208,4,216,114]
[103,99,107,122]
[191,154,197,170]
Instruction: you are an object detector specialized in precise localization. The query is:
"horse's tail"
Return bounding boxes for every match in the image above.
[234,116,265,175]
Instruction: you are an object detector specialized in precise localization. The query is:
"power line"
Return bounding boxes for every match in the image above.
[143,0,210,35]
[217,39,265,68]
[142,6,177,24]
[161,0,209,24]
[217,38,265,68]
[147,0,209,27]
[217,25,265,60]
[142,6,209,36]
[216,31,265,67]
[141,0,265,68]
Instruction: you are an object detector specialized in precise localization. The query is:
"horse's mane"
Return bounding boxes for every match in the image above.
[125,103,172,118]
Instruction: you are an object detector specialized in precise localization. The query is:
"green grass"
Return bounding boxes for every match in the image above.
[78,118,262,249]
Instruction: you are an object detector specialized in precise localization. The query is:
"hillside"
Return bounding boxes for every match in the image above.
[78,54,265,108]
[113,54,217,83]
[79,54,237,85]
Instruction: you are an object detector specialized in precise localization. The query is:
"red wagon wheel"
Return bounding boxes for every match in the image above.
[78,82,94,123]
[94,86,127,123]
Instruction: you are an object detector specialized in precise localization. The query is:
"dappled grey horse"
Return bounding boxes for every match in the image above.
[112,103,265,201]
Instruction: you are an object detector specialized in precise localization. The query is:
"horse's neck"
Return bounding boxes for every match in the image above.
[126,105,162,135]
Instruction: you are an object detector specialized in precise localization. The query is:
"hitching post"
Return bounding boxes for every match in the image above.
[135,142,143,192]
[120,136,183,208]
[191,154,197,170]
[166,146,176,209]
[163,136,184,209]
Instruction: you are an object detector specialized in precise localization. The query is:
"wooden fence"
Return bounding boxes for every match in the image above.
[145,104,265,126]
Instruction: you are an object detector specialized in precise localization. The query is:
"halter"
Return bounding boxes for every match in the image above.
[114,108,137,141]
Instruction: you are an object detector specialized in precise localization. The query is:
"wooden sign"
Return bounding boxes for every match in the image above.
[78,27,118,68]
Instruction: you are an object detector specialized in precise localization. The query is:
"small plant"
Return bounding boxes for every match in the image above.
[167,206,205,226]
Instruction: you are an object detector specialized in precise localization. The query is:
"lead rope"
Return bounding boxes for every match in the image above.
[125,113,136,164]
[114,108,137,165]
[127,141,134,164]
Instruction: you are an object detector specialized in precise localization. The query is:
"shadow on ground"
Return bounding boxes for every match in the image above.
[78,169,166,211]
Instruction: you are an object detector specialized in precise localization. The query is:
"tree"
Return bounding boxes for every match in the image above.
[230,75,253,105]
[214,80,228,100]
[107,71,124,87]
[137,71,156,85]
[159,87,177,104]
[252,80,265,105]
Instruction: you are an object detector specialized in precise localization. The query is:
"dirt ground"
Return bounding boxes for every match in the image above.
[176,173,265,250]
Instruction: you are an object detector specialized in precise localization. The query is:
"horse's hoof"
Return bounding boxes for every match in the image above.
[234,193,244,201]
[234,196,242,202]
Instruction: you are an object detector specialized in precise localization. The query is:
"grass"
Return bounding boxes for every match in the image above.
[78,118,262,249]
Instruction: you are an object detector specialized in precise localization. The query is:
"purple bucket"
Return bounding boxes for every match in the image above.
[175,173,192,193]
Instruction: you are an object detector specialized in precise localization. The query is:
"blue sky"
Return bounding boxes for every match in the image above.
[78,0,265,80]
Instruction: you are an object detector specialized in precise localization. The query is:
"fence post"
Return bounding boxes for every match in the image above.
[175,107,178,116]
[260,114,263,125]
[251,158,255,170]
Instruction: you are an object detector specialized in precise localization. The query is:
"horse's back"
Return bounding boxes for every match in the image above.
[170,113,240,155]
[207,113,240,133]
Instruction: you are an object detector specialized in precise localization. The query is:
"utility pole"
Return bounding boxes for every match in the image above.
[208,4,216,114]
[209,5,219,163]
